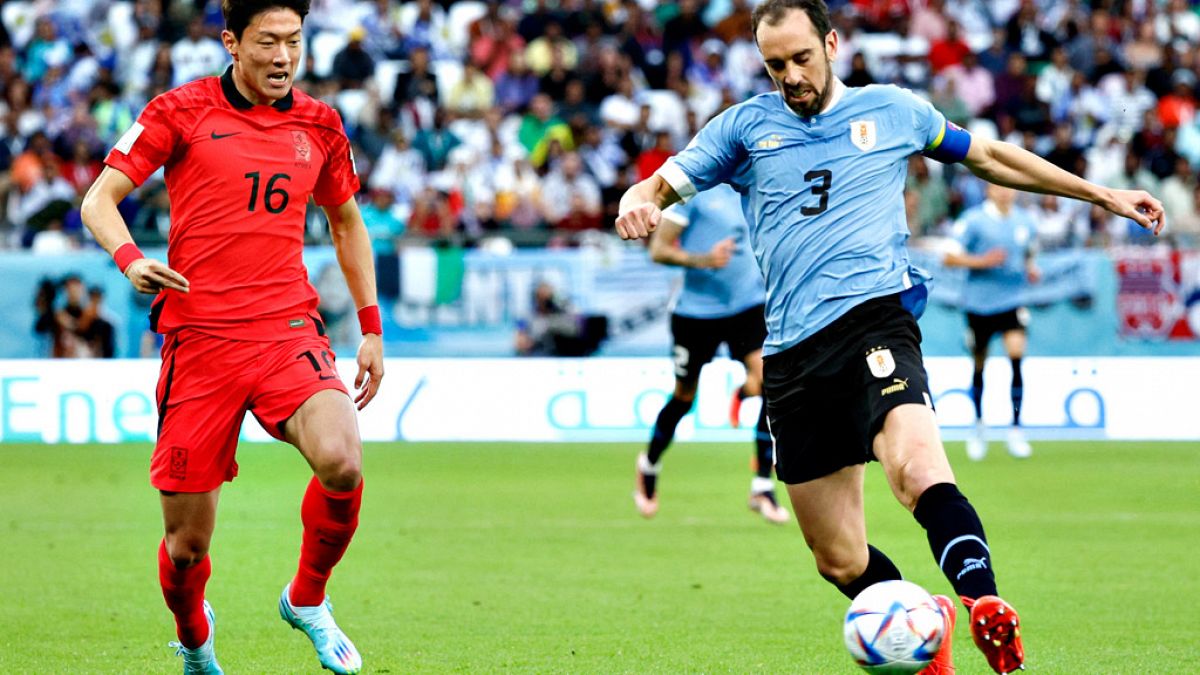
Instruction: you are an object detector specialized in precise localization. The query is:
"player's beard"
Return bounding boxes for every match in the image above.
[779,59,833,117]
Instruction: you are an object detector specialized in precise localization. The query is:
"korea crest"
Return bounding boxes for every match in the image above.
[865,347,895,378]
[292,130,311,163]
[849,119,876,152]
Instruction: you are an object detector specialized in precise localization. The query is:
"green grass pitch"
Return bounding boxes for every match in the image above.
[1,440,1197,673]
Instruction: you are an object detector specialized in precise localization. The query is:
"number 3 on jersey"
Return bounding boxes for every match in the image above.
[802,169,832,216]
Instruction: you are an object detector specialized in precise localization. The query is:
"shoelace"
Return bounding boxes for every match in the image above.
[170,641,211,668]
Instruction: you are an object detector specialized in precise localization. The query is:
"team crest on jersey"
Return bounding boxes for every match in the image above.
[757,133,783,149]
[849,120,876,152]
[865,347,895,378]
[292,130,311,164]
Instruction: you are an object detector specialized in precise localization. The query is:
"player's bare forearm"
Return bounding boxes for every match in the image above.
[616,175,682,240]
[80,167,138,254]
[82,167,189,293]
[963,138,1165,233]
[324,197,379,311]
[648,220,704,268]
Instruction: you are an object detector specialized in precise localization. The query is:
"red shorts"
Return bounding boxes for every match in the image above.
[152,329,349,492]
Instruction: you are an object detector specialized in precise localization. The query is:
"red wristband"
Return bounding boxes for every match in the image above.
[357,305,382,336]
[113,242,145,274]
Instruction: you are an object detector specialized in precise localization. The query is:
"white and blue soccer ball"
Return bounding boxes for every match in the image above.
[843,580,946,674]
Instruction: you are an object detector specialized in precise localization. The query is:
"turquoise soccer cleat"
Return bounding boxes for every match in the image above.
[279,583,363,674]
[169,600,223,675]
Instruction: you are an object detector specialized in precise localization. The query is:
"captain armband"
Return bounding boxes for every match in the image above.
[922,121,971,164]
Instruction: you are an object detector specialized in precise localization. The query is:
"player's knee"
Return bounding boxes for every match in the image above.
[164,533,210,567]
[317,452,362,492]
[813,550,867,586]
[891,450,946,510]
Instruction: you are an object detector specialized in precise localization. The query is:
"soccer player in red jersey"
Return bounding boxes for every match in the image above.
[81,2,377,673]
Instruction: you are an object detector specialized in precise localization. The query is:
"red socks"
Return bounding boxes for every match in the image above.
[289,476,363,607]
[158,539,211,648]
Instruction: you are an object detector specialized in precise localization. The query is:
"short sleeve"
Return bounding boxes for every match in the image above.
[313,119,361,207]
[104,95,180,186]
[657,106,744,202]
[951,213,977,251]
[894,87,947,153]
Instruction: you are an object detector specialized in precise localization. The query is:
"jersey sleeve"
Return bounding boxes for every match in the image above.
[950,211,978,252]
[893,87,971,163]
[656,106,745,202]
[313,114,361,207]
[104,94,180,186]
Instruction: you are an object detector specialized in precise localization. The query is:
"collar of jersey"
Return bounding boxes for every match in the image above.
[781,77,846,121]
[220,66,295,111]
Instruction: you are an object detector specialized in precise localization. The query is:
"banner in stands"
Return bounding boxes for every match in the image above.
[1,357,1193,444]
[1112,247,1200,340]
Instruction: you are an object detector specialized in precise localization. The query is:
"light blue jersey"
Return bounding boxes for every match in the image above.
[952,201,1036,315]
[663,183,766,319]
[659,82,947,355]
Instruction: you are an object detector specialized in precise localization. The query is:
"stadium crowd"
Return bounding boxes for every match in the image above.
[1,0,1200,256]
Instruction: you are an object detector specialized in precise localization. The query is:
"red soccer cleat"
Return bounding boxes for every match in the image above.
[918,594,957,674]
[729,389,744,428]
[963,595,1025,674]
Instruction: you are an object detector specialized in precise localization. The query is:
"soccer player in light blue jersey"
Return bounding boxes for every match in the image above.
[614,1,1165,673]
[634,183,788,524]
[944,184,1040,461]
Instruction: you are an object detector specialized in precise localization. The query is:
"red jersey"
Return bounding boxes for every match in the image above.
[105,68,360,339]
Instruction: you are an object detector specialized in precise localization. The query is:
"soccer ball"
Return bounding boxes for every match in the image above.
[843,580,946,674]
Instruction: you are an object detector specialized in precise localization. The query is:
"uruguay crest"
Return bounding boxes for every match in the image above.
[866,347,895,378]
[849,119,876,152]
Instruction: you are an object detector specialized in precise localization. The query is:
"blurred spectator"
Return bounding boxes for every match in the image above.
[943,51,993,118]
[400,0,450,60]
[361,189,406,255]
[1157,70,1197,131]
[170,17,226,88]
[541,151,601,231]
[662,0,707,62]
[515,280,607,356]
[905,156,949,236]
[1036,47,1074,121]
[1123,22,1162,73]
[930,76,970,129]
[928,20,971,75]
[712,0,753,44]
[494,50,539,114]
[22,18,70,85]
[1004,0,1057,66]
[79,285,116,358]
[1168,184,1200,248]
[412,108,461,172]
[1044,122,1085,175]
[909,0,949,43]
[525,20,577,77]
[471,6,525,80]
[518,93,573,168]
[332,27,376,89]
[62,139,101,198]
[370,129,426,206]
[977,25,1011,76]
[447,60,494,119]
[843,52,876,88]
[1033,195,1088,251]
[636,131,674,182]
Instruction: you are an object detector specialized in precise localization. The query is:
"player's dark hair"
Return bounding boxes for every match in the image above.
[752,0,832,41]
[223,0,310,40]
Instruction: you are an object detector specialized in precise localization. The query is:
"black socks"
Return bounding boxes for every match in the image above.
[646,396,693,465]
[913,482,998,600]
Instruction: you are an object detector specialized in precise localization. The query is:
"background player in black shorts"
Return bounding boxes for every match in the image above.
[634,183,787,524]
[944,185,1040,460]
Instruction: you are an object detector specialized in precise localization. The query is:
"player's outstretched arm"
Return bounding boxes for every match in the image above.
[942,248,1006,270]
[81,166,189,294]
[961,137,1165,235]
[648,216,734,269]
[615,174,683,240]
[324,196,384,410]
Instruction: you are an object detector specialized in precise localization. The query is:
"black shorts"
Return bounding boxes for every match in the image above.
[965,308,1027,354]
[763,294,933,485]
[671,304,767,383]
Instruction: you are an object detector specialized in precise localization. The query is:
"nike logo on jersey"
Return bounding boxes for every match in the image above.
[210,131,241,140]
